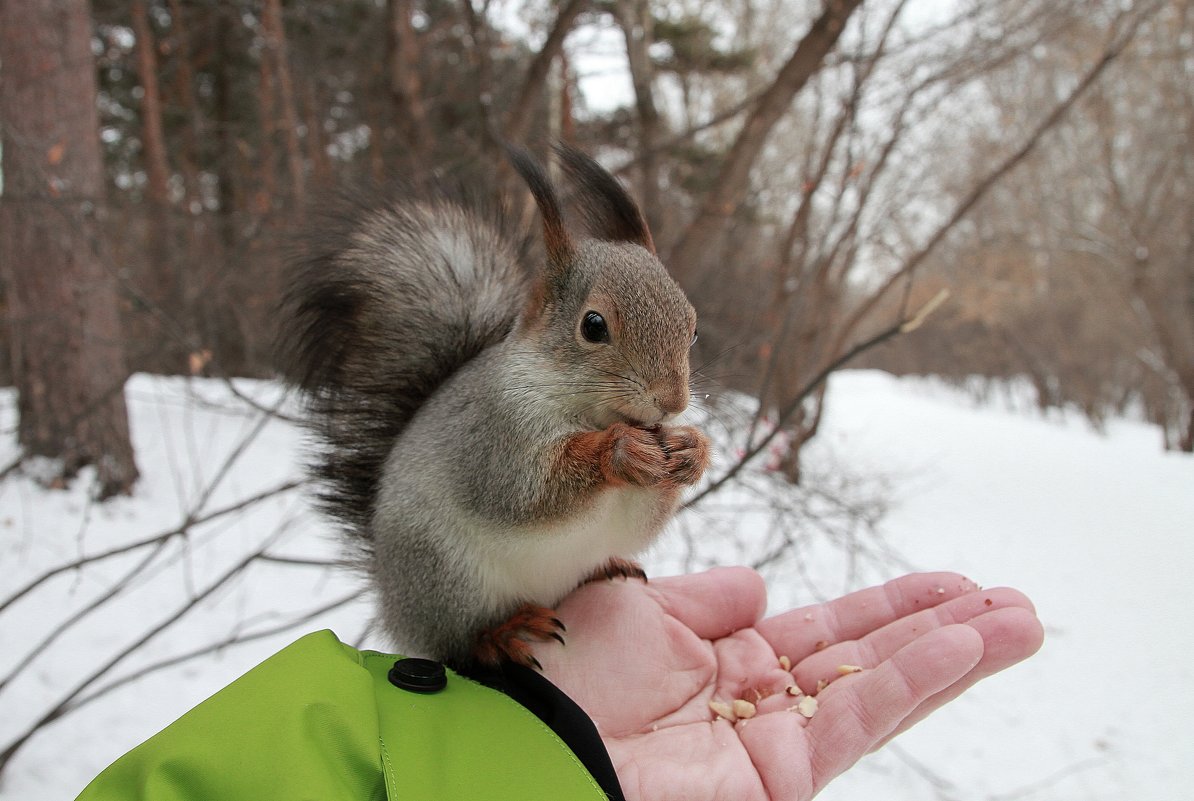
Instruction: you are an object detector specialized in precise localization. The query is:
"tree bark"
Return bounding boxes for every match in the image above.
[261,0,304,205]
[616,0,662,233]
[0,0,139,497]
[388,0,432,166]
[505,0,589,145]
[166,0,202,202]
[460,0,502,161]
[667,0,863,283]
[131,0,184,371]
[130,0,171,207]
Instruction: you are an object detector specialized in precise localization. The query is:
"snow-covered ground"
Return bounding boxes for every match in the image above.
[0,371,1190,799]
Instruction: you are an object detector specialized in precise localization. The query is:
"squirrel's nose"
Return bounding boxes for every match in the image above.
[654,383,689,417]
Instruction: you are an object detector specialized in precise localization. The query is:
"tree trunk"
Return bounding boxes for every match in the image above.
[130,0,171,207]
[388,0,432,168]
[667,0,863,284]
[616,0,662,233]
[0,0,139,497]
[130,0,184,371]
[459,0,501,162]
[261,0,305,206]
[504,0,588,144]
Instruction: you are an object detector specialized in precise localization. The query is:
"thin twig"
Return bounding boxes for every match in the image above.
[685,291,949,509]
[69,591,361,714]
[0,540,171,694]
[828,4,1157,359]
[0,478,305,615]
[0,541,282,772]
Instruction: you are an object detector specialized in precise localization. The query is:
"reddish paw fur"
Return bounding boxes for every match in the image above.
[656,425,710,487]
[602,422,669,487]
[472,603,566,669]
[583,556,648,585]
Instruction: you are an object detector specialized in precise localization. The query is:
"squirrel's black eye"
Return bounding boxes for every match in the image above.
[581,311,610,344]
[690,327,699,347]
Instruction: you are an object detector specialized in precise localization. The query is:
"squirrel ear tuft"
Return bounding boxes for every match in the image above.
[504,144,575,271]
[553,142,656,255]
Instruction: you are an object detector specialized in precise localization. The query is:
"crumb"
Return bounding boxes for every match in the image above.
[709,700,735,721]
[732,699,757,719]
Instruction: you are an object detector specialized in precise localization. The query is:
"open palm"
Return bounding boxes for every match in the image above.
[538,567,1043,801]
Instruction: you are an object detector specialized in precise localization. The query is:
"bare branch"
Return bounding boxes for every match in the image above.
[685,290,950,508]
[68,591,361,715]
[827,4,1158,358]
[0,542,280,772]
[505,0,589,144]
[0,540,170,693]
[668,0,865,278]
[0,478,304,615]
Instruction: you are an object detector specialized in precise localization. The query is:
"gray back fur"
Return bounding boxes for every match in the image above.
[277,195,529,551]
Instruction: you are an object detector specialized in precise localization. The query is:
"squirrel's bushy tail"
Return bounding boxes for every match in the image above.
[277,195,529,547]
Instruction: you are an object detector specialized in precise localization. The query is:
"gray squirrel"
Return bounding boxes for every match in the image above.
[278,144,709,668]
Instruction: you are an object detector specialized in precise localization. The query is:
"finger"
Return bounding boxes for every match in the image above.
[757,572,979,662]
[792,586,1035,692]
[874,605,1044,748]
[806,623,984,793]
[649,567,767,640]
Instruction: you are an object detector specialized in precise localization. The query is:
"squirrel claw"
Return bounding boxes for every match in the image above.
[472,603,566,670]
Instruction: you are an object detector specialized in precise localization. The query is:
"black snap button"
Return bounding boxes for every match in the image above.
[388,658,447,693]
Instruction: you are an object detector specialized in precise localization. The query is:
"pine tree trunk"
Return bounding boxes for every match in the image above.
[131,0,184,372]
[0,0,139,498]
[388,0,432,164]
[261,0,305,206]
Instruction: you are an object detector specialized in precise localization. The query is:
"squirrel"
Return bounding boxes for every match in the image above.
[277,144,709,669]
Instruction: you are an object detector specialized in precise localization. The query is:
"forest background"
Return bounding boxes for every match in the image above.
[0,0,1191,794]
[2,0,1191,498]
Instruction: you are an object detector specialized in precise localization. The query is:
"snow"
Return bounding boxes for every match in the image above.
[1,370,1191,799]
[808,372,1194,800]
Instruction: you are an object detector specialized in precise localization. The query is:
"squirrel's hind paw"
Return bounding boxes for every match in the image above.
[472,603,566,670]
[583,556,648,585]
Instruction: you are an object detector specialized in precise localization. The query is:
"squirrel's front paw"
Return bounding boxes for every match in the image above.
[657,425,710,487]
[602,422,669,487]
[472,603,566,670]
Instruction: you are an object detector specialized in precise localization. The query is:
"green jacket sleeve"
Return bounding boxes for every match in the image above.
[74,630,609,801]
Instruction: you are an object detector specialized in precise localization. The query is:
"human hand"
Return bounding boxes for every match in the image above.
[538,568,1043,801]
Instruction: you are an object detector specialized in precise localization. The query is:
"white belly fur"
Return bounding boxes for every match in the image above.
[476,486,665,611]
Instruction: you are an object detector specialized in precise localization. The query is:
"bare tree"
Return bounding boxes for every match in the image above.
[667,0,865,284]
[0,0,139,497]
[388,0,434,166]
[261,0,305,205]
[881,0,1188,450]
